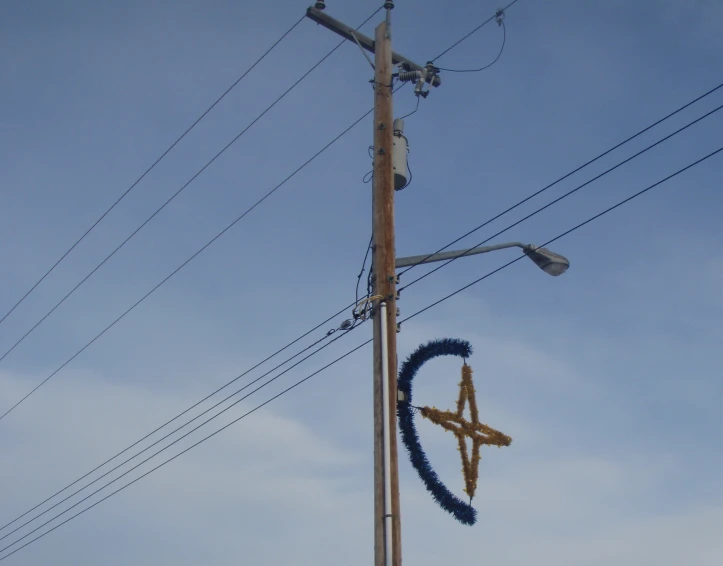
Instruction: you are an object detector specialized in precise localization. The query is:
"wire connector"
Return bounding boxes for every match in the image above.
[353,294,385,322]
[495,8,505,26]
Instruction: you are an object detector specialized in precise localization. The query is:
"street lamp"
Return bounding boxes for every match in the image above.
[394,242,570,276]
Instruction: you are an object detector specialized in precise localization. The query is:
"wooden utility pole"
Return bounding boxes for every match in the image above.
[371,16,401,566]
[304,5,440,564]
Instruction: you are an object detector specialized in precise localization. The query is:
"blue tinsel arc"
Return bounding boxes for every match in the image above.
[397,338,477,525]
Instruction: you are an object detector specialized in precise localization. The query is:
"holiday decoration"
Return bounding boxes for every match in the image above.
[397,338,511,525]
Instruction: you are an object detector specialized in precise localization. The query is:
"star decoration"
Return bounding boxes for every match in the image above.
[420,363,511,500]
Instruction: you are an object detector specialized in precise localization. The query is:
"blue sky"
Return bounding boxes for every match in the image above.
[1,0,722,564]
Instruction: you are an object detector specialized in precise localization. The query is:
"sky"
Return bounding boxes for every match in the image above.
[1,0,722,564]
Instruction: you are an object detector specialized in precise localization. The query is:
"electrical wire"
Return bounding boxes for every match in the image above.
[0,79,409,533]
[0,320,368,561]
[0,71,416,545]
[398,95,420,120]
[0,337,372,562]
[353,295,385,322]
[430,0,521,63]
[4,77,720,536]
[0,14,307,330]
[364,79,408,183]
[355,236,373,307]
[395,80,723,279]
[0,300,355,536]
[363,145,376,182]
[0,6,387,423]
[6,36,719,555]
[5,21,383,350]
[2,259,376,538]
[396,157,413,191]
[4,142,721,561]
[401,145,723,323]
[0,317,356,548]
[399,101,723,292]
[0,104,373,422]
[436,20,506,73]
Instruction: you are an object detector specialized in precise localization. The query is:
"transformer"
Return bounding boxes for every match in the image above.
[392,118,408,190]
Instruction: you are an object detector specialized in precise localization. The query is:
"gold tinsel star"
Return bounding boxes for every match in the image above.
[420,364,511,500]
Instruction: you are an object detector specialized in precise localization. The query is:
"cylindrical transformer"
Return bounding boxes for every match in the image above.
[392,118,408,190]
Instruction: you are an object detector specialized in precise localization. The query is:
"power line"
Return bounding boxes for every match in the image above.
[0,14,306,329]
[5,77,719,538]
[0,7,385,423]
[0,317,363,552]
[1,87,417,556]
[0,85,411,534]
[402,145,723,323]
[0,104,371,422]
[3,142,720,561]
[0,335,371,562]
[355,235,373,307]
[5,23,718,540]
[0,34,338,366]
[396,81,723,280]
[0,320,368,560]
[1,270,374,537]
[436,20,506,73]
[5,78,719,529]
[431,0,521,63]
[399,101,723,292]
[0,6,383,369]
[7,1,716,556]
[398,95,420,120]
[0,301,353,535]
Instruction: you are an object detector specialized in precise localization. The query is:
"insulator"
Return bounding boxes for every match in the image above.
[384,1,395,9]
[315,1,326,10]
[398,70,420,83]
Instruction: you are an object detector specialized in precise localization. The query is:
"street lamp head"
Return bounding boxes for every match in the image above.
[522,245,570,276]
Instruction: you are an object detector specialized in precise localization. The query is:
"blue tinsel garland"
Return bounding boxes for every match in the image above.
[397,338,477,525]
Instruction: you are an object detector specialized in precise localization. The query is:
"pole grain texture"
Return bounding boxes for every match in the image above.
[371,18,402,566]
